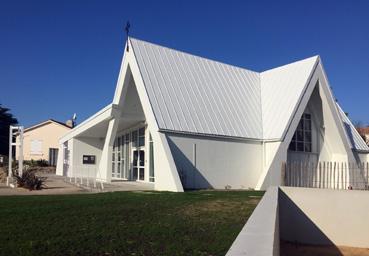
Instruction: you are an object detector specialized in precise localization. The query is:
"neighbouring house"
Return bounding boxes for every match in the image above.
[55,37,369,192]
[356,126,369,145]
[17,119,72,166]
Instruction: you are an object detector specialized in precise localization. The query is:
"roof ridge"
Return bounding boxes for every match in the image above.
[261,55,320,74]
[24,119,71,132]
[129,37,259,75]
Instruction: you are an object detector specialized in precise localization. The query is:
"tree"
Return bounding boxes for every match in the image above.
[0,104,18,156]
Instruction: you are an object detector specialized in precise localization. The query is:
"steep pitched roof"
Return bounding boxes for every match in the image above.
[337,104,369,152]
[130,37,363,149]
[260,56,318,139]
[131,37,262,139]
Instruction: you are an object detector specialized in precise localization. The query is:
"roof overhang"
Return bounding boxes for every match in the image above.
[59,104,120,143]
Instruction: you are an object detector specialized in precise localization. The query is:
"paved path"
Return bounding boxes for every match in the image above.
[0,174,154,196]
[0,174,87,196]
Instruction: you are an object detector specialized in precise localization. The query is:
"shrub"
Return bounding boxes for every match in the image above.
[24,159,49,167]
[13,169,47,190]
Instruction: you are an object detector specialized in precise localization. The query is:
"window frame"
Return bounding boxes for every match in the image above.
[288,113,312,153]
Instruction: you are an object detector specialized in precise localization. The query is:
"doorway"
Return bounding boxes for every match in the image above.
[131,127,145,181]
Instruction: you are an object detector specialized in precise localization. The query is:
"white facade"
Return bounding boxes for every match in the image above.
[56,37,369,192]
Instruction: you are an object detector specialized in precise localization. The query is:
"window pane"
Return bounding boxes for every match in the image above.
[304,131,312,143]
[289,141,296,151]
[304,113,311,120]
[139,168,145,180]
[304,143,312,152]
[297,130,304,141]
[139,137,145,147]
[133,151,138,166]
[304,119,311,131]
[139,151,145,167]
[133,168,138,180]
[297,119,304,130]
[132,131,138,147]
[139,128,145,136]
[117,163,121,177]
[297,142,304,151]
[149,141,154,181]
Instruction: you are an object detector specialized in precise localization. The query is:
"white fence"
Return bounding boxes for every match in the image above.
[282,162,369,190]
[66,165,104,190]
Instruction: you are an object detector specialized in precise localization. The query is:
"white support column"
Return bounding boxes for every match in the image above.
[7,126,13,185]
[18,126,24,176]
[7,125,24,185]
[98,117,120,182]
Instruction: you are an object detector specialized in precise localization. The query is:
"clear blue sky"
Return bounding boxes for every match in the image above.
[1,0,368,127]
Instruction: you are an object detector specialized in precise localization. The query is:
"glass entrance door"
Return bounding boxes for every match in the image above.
[132,149,145,181]
[131,127,145,181]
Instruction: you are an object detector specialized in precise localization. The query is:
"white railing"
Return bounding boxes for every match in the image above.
[282,161,369,190]
[65,165,104,191]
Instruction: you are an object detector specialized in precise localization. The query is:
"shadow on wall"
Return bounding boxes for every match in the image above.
[343,123,356,152]
[279,189,343,256]
[166,136,212,190]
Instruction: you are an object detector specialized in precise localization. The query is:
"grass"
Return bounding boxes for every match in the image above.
[0,190,264,256]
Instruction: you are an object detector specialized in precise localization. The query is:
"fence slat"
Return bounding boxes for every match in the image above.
[282,161,369,191]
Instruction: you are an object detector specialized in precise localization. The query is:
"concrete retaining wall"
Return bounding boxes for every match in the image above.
[227,186,369,255]
[280,186,369,248]
[226,187,279,256]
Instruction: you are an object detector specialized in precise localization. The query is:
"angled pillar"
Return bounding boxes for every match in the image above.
[98,110,120,182]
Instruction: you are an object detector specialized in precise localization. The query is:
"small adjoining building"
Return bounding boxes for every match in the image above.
[56,37,369,192]
[356,126,369,145]
[17,119,72,166]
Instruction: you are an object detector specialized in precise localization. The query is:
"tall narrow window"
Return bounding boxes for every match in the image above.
[138,127,145,147]
[289,113,312,152]
[132,130,138,147]
[149,133,155,182]
[125,134,130,179]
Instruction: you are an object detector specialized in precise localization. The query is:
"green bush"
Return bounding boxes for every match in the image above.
[24,159,49,167]
[13,169,47,190]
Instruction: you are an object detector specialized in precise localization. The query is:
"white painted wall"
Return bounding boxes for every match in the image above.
[72,137,104,166]
[70,137,104,179]
[167,133,262,189]
[257,63,356,189]
[280,186,369,248]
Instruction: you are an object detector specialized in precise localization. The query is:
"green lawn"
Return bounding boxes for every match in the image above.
[0,190,263,256]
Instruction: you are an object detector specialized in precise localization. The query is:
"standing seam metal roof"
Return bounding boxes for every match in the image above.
[130,37,366,148]
[337,104,369,152]
[131,37,262,139]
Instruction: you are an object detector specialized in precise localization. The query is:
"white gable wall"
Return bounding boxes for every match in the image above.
[121,44,184,191]
[256,61,355,189]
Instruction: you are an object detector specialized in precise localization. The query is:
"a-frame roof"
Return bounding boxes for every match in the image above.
[131,37,262,139]
[129,37,366,151]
